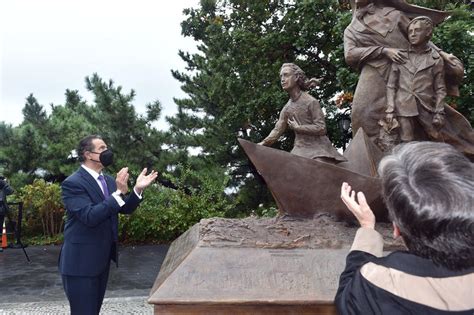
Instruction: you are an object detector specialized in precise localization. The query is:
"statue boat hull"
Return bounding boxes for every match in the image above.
[238,129,387,220]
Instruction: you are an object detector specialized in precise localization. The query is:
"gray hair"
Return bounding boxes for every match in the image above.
[378,141,474,270]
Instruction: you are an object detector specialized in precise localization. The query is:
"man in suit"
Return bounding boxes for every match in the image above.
[59,135,157,314]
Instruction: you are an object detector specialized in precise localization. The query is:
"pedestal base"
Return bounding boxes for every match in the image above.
[149,216,404,314]
[153,303,336,315]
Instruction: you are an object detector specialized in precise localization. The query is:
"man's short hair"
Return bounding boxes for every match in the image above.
[378,142,474,270]
[77,135,102,162]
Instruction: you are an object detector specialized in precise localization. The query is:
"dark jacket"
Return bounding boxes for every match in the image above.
[0,180,14,214]
[335,228,474,314]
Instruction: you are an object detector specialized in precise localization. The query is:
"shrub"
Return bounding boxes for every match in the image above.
[119,166,235,243]
[20,179,64,237]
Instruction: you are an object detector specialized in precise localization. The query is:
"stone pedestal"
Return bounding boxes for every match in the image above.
[148,216,404,314]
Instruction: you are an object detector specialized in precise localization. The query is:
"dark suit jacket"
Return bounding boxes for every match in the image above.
[59,166,141,277]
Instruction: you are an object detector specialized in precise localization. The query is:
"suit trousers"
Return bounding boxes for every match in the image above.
[62,261,111,315]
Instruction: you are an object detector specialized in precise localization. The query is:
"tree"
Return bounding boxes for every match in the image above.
[1,74,167,187]
[429,2,473,122]
[83,74,166,179]
[22,94,47,127]
[0,123,44,180]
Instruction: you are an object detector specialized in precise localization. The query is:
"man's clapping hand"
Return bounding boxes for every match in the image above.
[134,168,158,195]
[115,167,130,194]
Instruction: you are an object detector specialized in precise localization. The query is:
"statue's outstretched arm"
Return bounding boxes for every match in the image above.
[259,106,288,146]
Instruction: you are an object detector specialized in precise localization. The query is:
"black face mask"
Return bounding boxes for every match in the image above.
[91,149,114,167]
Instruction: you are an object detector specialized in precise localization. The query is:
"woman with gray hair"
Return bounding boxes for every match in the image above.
[336,141,474,314]
[259,63,345,164]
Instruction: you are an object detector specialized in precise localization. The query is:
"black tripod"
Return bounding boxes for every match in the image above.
[4,202,30,262]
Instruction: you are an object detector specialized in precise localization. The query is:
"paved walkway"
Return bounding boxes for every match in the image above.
[0,296,152,314]
[0,244,169,314]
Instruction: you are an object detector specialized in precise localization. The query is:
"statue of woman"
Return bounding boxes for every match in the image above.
[259,63,346,164]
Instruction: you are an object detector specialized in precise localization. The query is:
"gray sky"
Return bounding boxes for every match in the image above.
[0,0,199,129]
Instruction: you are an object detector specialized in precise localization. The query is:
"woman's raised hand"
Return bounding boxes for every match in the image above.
[340,182,376,229]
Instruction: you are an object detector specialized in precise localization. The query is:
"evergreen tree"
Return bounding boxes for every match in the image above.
[1,74,167,186]
[84,74,165,177]
[22,94,47,127]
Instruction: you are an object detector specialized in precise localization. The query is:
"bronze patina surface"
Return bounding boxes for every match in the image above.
[149,216,404,314]
[345,0,474,158]
[259,63,345,164]
[240,128,386,220]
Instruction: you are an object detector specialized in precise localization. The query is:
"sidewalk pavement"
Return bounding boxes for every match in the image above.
[0,244,169,314]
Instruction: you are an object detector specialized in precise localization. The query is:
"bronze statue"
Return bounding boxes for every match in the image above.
[345,0,474,159]
[382,16,447,146]
[259,63,346,164]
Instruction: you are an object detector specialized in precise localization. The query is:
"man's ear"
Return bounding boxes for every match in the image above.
[393,222,401,239]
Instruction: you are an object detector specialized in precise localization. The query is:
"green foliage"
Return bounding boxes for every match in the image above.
[22,94,47,127]
[410,0,470,10]
[257,205,278,218]
[119,165,234,242]
[20,179,64,237]
[83,74,165,176]
[0,74,166,186]
[429,3,473,122]
[4,123,44,177]
[0,71,239,242]
[25,234,64,246]
[6,174,31,194]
